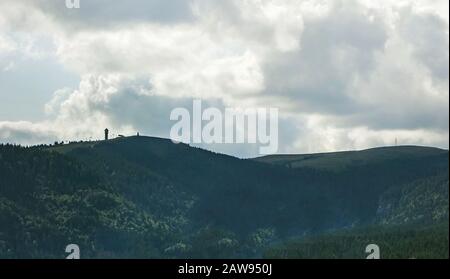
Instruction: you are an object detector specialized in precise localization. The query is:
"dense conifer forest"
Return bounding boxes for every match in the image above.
[0,137,448,258]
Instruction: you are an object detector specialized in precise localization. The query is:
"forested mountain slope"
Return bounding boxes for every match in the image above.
[0,137,448,258]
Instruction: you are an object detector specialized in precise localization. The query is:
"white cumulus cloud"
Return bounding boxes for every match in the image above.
[0,0,448,156]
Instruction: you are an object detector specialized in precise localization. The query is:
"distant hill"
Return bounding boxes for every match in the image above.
[254,146,448,172]
[0,137,448,258]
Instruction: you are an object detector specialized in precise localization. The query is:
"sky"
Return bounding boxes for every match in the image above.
[0,0,448,158]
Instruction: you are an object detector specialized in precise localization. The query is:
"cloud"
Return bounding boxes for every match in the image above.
[397,7,449,81]
[0,34,16,54]
[261,1,388,113]
[0,34,16,71]
[0,121,57,145]
[288,115,449,153]
[54,24,265,103]
[35,0,195,30]
[0,0,448,156]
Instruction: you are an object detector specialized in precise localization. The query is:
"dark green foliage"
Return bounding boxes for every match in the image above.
[0,144,164,258]
[377,173,449,225]
[264,223,449,259]
[0,138,448,258]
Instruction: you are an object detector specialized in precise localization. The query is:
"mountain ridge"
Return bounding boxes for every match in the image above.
[1,136,448,258]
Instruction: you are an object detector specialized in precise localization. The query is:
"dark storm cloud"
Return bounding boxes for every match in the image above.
[397,8,449,81]
[262,1,387,114]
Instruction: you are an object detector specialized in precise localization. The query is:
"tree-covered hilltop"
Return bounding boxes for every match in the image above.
[254,146,448,172]
[0,144,168,258]
[0,137,448,258]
